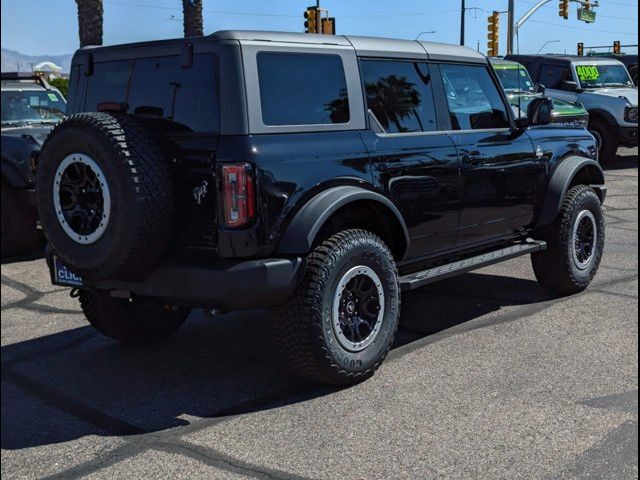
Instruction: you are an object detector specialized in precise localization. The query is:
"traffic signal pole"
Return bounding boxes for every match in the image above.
[460,0,465,46]
[507,0,515,54]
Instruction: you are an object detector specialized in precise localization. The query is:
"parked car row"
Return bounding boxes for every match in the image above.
[505,54,638,161]
[3,51,636,261]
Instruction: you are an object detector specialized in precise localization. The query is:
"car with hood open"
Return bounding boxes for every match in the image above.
[490,57,589,129]
[1,72,66,256]
[507,54,638,162]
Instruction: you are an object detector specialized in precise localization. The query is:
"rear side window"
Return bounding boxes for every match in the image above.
[439,64,510,131]
[360,59,438,133]
[84,54,219,132]
[257,52,349,126]
[540,64,573,89]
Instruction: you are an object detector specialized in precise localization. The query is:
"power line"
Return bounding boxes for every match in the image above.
[105,1,460,19]
[602,0,638,5]
[518,0,636,17]
[529,19,638,34]
[105,1,298,17]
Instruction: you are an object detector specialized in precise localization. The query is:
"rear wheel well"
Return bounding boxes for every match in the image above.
[315,200,407,260]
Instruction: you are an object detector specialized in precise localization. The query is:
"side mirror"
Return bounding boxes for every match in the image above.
[527,97,554,126]
[560,80,580,92]
[534,83,546,94]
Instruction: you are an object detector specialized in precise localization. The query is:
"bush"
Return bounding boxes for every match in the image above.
[49,77,69,98]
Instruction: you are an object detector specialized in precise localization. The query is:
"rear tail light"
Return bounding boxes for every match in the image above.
[222,163,255,228]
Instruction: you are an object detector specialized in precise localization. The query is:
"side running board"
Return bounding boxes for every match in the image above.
[399,241,547,291]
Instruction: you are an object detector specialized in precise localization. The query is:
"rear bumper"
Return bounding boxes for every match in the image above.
[616,126,638,147]
[47,251,305,310]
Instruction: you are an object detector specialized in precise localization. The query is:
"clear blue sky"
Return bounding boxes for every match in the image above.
[1,0,638,56]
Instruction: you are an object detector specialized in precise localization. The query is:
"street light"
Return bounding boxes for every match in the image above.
[537,39,560,54]
[415,31,437,40]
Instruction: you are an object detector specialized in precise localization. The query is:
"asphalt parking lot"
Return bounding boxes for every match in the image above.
[1,148,638,480]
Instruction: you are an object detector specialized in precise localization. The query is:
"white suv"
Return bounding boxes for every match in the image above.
[508,54,638,161]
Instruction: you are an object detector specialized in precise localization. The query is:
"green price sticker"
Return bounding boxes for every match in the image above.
[47,93,59,102]
[576,65,600,81]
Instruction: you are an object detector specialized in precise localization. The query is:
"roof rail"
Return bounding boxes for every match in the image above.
[1,71,51,89]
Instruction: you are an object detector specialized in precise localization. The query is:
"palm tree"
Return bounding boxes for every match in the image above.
[182,0,204,37]
[365,75,422,132]
[76,0,103,47]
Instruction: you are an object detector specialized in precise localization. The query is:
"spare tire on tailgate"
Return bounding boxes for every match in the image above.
[37,112,173,281]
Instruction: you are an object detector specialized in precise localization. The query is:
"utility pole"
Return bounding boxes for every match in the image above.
[507,0,515,55]
[460,0,465,45]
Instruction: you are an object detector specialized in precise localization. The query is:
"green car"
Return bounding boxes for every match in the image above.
[491,58,589,127]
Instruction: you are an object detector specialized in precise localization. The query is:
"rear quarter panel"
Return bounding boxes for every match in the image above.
[215,132,372,257]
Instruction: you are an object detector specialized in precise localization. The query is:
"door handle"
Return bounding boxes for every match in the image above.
[462,154,487,166]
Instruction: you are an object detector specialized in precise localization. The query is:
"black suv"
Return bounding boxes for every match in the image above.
[1,73,66,256]
[38,31,606,386]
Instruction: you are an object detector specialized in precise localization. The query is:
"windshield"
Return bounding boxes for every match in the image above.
[494,64,535,93]
[1,89,66,126]
[575,64,634,89]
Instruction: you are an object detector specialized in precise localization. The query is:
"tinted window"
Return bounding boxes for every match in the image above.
[84,54,219,132]
[257,52,349,126]
[127,55,219,132]
[85,60,129,109]
[360,60,437,133]
[440,64,510,130]
[540,64,573,89]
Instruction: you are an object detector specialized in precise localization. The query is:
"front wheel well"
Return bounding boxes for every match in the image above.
[315,200,408,260]
[587,109,616,127]
[568,164,606,201]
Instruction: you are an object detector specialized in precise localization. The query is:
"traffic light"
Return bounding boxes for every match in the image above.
[559,0,569,19]
[577,42,584,56]
[304,6,319,33]
[487,11,499,57]
[322,17,336,35]
[613,40,621,54]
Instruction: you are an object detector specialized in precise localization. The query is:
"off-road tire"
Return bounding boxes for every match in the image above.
[532,185,605,294]
[37,112,173,281]
[1,179,39,257]
[588,116,618,163]
[274,229,400,386]
[79,289,190,344]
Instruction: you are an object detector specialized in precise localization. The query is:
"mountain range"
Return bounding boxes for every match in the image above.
[1,47,73,73]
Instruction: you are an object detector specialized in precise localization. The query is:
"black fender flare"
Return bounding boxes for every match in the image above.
[275,185,410,259]
[536,156,605,228]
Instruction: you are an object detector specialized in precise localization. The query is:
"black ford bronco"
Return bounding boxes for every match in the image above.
[1,72,66,256]
[38,31,606,386]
